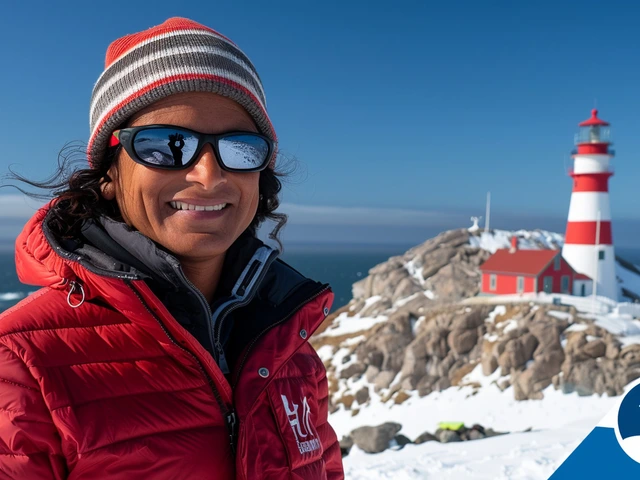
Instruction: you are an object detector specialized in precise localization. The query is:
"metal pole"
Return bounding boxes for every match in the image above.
[485,192,491,233]
[592,210,601,312]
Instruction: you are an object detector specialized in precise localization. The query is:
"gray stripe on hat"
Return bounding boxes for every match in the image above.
[90,52,266,129]
[92,32,263,106]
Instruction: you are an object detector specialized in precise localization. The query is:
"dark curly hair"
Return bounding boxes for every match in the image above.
[3,142,288,249]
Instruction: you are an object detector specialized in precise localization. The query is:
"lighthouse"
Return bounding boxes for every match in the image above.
[562,109,618,301]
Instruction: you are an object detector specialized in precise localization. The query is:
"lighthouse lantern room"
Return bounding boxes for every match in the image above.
[562,109,618,301]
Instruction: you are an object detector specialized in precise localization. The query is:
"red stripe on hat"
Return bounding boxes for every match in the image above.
[88,72,276,163]
[106,18,236,67]
[565,221,613,245]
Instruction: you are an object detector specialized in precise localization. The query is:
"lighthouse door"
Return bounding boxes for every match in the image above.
[543,276,553,293]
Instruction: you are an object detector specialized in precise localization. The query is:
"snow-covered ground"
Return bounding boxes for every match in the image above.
[330,368,617,440]
[335,377,618,479]
[468,229,564,253]
[342,417,596,479]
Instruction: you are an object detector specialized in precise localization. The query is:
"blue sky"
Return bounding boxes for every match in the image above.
[1,0,640,246]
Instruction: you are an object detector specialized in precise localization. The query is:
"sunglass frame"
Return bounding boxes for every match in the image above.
[112,124,275,172]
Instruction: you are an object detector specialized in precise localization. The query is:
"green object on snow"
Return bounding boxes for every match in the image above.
[438,421,465,431]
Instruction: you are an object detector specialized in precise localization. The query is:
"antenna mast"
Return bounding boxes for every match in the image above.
[484,192,491,232]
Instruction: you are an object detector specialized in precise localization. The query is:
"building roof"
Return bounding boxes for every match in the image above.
[480,249,561,276]
[578,109,610,127]
[574,273,592,281]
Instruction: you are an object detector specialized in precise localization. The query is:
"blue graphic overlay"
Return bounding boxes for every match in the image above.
[618,384,640,440]
[550,427,639,478]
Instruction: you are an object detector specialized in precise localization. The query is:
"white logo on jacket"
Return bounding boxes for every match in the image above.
[281,394,321,454]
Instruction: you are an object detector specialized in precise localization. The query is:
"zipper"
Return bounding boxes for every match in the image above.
[125,281,238,454]
[172,265,217,355]
[211,250,279,375]
[232,284,330,389]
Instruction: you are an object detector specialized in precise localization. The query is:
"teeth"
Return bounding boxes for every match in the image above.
[170,201,227,211]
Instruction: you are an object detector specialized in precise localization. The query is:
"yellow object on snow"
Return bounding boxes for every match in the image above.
[438,422,465,431]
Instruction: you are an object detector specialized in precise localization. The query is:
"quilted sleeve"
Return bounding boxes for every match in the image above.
[315,359,344,480]
[0,343,66,479]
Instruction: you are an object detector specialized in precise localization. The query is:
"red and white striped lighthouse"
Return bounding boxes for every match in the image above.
[562,109,618,301]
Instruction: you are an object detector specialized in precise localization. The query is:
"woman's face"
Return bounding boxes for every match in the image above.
[103,92,261,261]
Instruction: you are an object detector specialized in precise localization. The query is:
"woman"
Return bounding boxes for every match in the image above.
[0,17,343,479]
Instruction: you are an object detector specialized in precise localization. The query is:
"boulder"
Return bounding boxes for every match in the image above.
[498,335,536,372]
[339,435,353,457]
[365,365,380,383]
[350,423,403,454]
[392,434,412,449]
[462,429,486,441]
[414,431,438,444]
[436,429,462,443]
[416,375,438,397]
[392,277,423,303]
[560,359,599,396]
[528,321,563,355]
[482,354,498,376]
[374,371,396,391]
[619,345,640,367]
[583,339,607,359]
[400,337,429,388]
[424,328,450,359]
[355,387,370,405]
[512,348,564,400]
[451,309,486,331]
[447,329,478,355]
[432,376,451,392]
[605,339,621,360]
[340,362,366,379]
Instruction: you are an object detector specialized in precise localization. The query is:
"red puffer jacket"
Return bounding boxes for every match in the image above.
[0,206,343,479]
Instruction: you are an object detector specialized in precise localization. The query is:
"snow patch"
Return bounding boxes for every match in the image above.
[548,310,573,321]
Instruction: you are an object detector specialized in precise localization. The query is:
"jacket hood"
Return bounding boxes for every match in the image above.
[15,202,276,301]
[15,202,78,289]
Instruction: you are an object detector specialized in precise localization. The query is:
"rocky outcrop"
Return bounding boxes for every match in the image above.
[315,298,640,410]
[351,229,489,305]
[312,228,640,415]
[556,337,640,397]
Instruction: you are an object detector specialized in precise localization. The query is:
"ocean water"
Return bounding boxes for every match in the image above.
[0,243,412,315]
[2,245,639,315]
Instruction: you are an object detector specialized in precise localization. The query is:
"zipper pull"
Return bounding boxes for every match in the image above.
[66,280,86,309]
[216,342,231,375]
[226,410,238,455]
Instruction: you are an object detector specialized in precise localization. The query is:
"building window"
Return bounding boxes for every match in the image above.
[561,275,570,293]
[517,276,524,293]
[554,256,561,271]
[490,274,497,291]
[598,250,605,261]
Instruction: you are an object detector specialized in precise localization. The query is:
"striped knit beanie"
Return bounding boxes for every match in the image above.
[88,17,276,168]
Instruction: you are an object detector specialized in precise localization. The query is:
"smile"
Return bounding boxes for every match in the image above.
[169,201,228,211]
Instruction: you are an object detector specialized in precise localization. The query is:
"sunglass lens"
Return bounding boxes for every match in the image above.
[133,128,198,167]
[218,134,270,170]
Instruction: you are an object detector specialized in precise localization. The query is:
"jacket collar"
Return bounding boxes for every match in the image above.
[16,202,279,304]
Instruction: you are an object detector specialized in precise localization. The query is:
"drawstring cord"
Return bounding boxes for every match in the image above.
[66,280,85,308]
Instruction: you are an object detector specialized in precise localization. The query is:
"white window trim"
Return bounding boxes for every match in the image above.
[517,276,524,293]
[490,274,497,291]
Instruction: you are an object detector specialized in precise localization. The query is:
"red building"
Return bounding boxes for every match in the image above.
[480,237,577,295]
